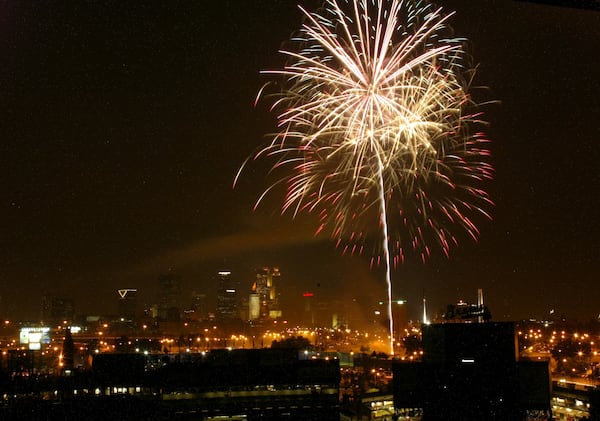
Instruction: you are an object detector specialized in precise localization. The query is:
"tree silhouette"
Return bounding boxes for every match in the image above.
[271,336,312,350]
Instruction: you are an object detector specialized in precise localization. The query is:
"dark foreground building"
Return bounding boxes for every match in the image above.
[1,348,340,420]
[155,348,340,420]
[393,322,551,420]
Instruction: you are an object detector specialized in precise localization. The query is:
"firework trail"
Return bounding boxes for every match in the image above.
[238,0,493,355]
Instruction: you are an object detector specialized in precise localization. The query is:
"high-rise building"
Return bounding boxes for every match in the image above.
[302,291,315,326]
[249,293,260,321]
[190,292,207,321]
[216,271,239,320]
[117,288,137,322]
[157,270,181,322]
[251,267,281,319]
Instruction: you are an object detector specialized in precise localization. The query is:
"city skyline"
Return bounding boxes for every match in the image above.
[1,1,599,321]
[16,267,394,332]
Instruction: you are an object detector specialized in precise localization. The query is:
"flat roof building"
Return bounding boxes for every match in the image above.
[393,322,551,420]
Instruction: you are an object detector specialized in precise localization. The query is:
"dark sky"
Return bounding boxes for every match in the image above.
[1,1,598,322]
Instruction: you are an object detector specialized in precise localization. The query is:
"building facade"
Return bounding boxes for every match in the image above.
[117,288,137,322]
[393,322,551,420]
[251,267,281,319]
[216,271,239,320]
[157,271,181,322]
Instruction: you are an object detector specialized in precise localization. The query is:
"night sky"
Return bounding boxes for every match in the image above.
[1,1,598,322]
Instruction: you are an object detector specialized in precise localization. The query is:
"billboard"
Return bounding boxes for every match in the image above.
[20,327,51,350]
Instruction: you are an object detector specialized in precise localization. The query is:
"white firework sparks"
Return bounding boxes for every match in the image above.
[239,0,493,355]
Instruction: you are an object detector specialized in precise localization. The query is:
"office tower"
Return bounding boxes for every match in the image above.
[249,293,260,321]
[216,271,239,320]
[302,291,315,326]
[117,288,137,322]
[251,267,281,319]
[157,270,181,322]
[392,299,408,340]
[190,292,207,321]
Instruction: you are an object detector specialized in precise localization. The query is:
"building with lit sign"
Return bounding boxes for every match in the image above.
[19,326,51,350]
[117,288,137,321]
[302,291,315,326]
[216,271,239,320]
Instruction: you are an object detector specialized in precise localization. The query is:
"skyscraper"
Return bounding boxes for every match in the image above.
[216,271,239,320]
[251,267,281,319]
[302,291,315,326]
[249,293,260,321]
[190,292,207,321]
[117,288,137,322]
[157,270,181,322]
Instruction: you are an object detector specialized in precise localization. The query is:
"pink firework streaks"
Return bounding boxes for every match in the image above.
[238,0,493,355]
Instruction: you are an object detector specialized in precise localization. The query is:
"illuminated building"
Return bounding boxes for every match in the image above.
[373,299,407,341]
[117,288,137,322]
[157,270,181,322]
[392,299,408,339]
[332,307,348,329]
[19,326,51,350]
[249,293,260,320]
[302,291,315,326]
[216,271,239,320]
[251,267,281,319]
[552,379,600,420]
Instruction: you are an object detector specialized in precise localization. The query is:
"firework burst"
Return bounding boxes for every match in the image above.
[238,0,493,354]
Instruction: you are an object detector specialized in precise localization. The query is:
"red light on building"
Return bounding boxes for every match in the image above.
[303,292,314,297]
